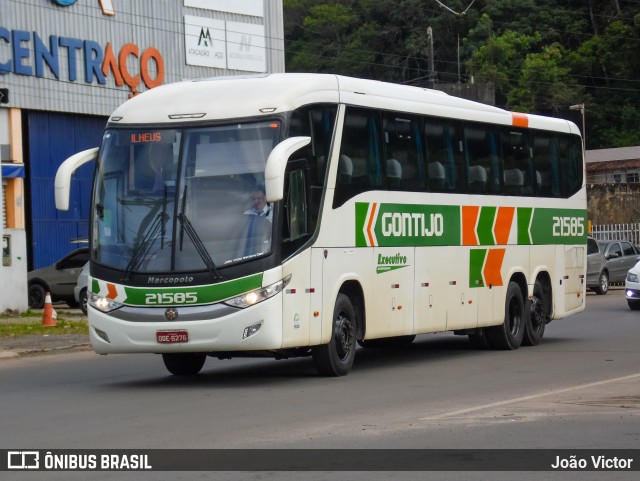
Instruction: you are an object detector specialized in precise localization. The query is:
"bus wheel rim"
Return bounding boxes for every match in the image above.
[335,313,354,361]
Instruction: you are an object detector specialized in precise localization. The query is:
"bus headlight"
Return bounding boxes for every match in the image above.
[89,293,123,313]
[224,275,291,309]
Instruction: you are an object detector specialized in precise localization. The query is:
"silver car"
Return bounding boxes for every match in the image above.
[586,236,608,295]
[73,262,90,315]
[598,240,640,284]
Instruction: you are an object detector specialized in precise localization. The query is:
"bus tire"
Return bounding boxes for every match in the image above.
[312,293,356,376]
[487,281,525,350]
[523,280,547,346]
[162,353,206,375]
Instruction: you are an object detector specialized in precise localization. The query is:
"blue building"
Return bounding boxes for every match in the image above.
[0,0,284,311]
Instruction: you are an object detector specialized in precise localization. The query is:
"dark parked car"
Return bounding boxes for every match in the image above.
[27,248,89,309]
[597,240,640,285]
[73,262,90,315]
[586,236,608,294]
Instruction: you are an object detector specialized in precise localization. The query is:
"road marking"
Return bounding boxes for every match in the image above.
[419,372,640,420]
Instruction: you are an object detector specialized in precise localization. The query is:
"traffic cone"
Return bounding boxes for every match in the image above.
[42,292,57,327]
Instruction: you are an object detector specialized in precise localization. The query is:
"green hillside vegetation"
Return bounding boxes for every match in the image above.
[284,0,640,149]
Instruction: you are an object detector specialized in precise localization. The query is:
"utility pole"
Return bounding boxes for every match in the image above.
[457,34,461,83]
[570,103,586,150]
[427,26,435,88]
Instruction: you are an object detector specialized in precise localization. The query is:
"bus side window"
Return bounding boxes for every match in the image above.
[288,105,337,188]
[557,134,583,197]
[288,105,337,229]
[281,168,309,260]
[334,108,382,207]
[464,125,492,194]
[424,119,463,193]
[501,129,534,196]
[383,114,424,191]
[532,133,561,197]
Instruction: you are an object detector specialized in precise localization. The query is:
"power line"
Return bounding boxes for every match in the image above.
[433,0,477,16]
[3,0,640,100]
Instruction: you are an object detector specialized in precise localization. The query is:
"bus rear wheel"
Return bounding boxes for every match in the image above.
[487,281,525,350]
[162,353,206,375]
[523,280,547,346]
[312,293,356,376]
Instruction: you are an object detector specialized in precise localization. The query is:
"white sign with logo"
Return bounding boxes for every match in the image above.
[184,15,226,68]
[226,22,267,73]
[184,0,264,18]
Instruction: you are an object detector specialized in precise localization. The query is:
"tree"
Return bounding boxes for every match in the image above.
[508,43,583,115]
[466,20,540,106]
[283,0,640,148]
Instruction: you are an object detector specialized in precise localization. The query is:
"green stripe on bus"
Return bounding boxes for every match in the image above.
[356,202,461,247]
[469,249,487,288]
[355,202,370,246]
[529,208,588,244]
[477,207,497,245]
[516,207,587,245]
[88,273,264,307]
[123,273,263,306]
[517,208,533,245]
[355,203,586,248]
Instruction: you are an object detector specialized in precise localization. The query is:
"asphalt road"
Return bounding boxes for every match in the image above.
[1,289,638,480]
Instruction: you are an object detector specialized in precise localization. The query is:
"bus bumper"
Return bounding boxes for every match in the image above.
[88,294,283,354]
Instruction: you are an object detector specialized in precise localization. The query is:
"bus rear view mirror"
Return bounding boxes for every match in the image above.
[55,147,99,210]
[264,136,311,202]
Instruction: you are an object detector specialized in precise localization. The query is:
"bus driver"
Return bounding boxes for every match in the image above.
[244,187,272,222]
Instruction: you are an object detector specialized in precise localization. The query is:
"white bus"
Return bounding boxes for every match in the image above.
[55,74,587,376]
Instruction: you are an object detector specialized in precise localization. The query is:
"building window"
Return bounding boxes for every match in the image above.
[626,171,639,183]
[613,172,623,183]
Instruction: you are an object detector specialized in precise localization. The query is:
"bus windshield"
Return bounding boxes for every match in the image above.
[93,121,281,274]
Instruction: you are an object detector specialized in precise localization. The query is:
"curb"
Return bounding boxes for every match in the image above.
[0,343,91,359]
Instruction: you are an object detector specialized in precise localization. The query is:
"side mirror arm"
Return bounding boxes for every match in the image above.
[54,147,99,210]
[264,137,311,202]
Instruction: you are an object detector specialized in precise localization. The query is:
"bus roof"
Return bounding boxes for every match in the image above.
[109,73,579,134]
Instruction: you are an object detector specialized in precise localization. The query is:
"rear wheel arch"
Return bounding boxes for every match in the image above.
[510,272,528,303]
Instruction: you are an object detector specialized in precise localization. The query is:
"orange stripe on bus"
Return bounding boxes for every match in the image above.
[494,207,515,245]
[483,249,506,287]
[511,113,529,127]
[106,283,118,300]
[367,203,378,246]
[462,205,480,245]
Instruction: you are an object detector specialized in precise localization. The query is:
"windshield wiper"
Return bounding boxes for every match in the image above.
[121,187,169,281]
[177,186,222,280]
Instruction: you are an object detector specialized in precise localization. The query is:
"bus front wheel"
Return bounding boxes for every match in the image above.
[487,281,525,350]
[312,293,357,376]
[162,353,206,376]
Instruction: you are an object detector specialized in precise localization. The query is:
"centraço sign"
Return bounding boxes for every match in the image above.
[0,28,164,97]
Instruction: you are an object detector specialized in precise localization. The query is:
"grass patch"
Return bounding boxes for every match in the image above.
[0,320,89,338]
